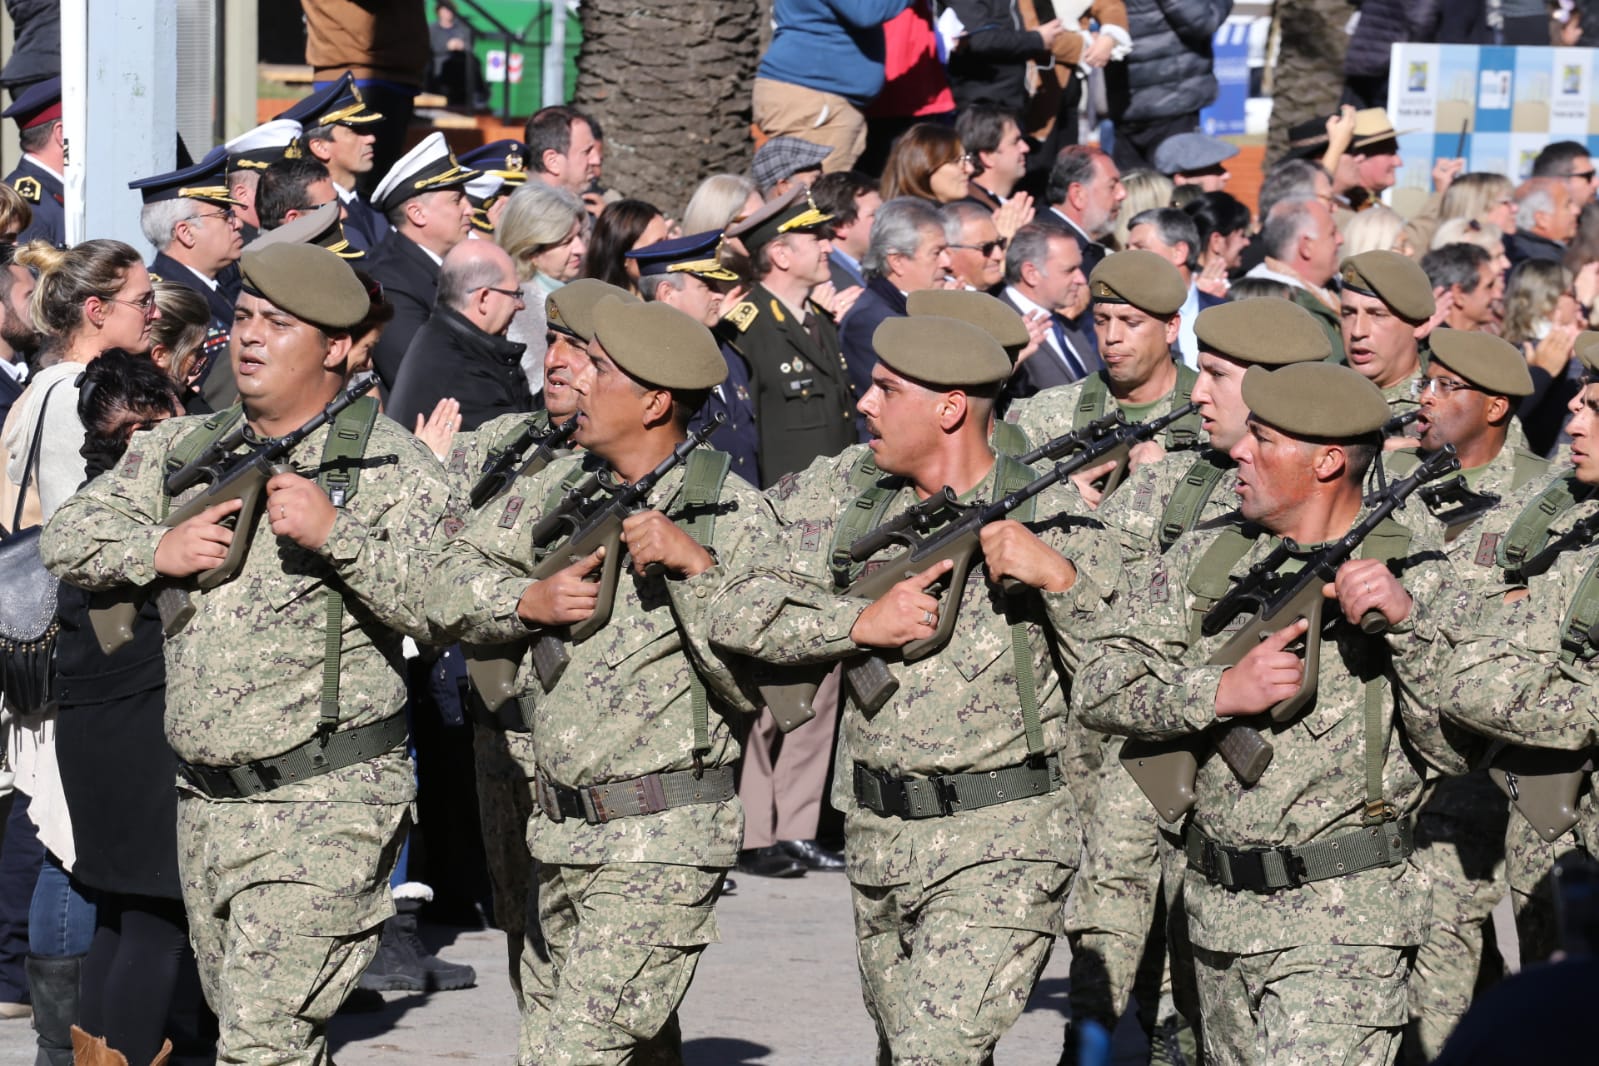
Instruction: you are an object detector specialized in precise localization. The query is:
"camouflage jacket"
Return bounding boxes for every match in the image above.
[1095,447,1238,565]
[1003,365,1193,453]
[40,412,458,804]
[425,450,775,867]
[1074,510,1472,953]
[711,454,1123,888]
[440,409,554,501]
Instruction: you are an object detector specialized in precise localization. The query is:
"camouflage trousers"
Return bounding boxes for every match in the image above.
[471,723,543,1063]
[852,858,1069,1066]
[1504,809,1579,966]
[1193,942,1412,1066]
[177,791,407,1065]
[1407,772,1508,1059]
[525,859,725,1066]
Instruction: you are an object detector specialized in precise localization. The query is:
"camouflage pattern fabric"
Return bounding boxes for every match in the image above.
[1003,372,1190,455]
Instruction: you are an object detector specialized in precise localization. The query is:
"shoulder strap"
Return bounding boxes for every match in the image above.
[990,418,1029,459]
[1510,446,1552,492]
[1498,475,1582,576]
[673,449,733,764]
[312,395,381,739]
[1165,363,1203,451]
[1557,555,1599,665]
[1186,523,1260,640]
[1072,373,1111,431]
[991,451,1047,755]
[8,378,69,534]
[1157,454,1230,550]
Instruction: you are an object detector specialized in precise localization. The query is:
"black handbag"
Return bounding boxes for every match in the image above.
[0,380,66,714]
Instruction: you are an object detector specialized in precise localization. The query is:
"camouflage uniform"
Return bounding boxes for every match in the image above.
[1394,442,1548,1057]
[426,450,774,1066]
[1074,511,1472,1066]
[1003,366,1194,454]
[710,455,1122,1065]
[1066,451,1237,1042]
[41,412,455,1066]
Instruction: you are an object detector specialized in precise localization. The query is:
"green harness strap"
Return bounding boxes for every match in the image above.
[990,418,1029,459]
[1498,476,1585,579]
[672,449,732,762]
[829,453,1048,755]
[159,407,248,521]
[1157,453,1231,550]
[1074,364,1202,451]
[1185,518,1414,819]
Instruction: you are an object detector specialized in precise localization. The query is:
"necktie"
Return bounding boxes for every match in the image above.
[1052,317,1086,380]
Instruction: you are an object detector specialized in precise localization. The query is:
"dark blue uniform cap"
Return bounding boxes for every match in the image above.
[279,72,383,130]
[460,140,529,179]
[129,145,243,207]
[2,77,61,129]
[626,230,739,282]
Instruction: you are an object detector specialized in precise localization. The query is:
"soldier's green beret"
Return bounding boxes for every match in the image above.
[547,279,639,342]
[1577,331,1599,375]
[906,289,1030,359]
[591,297,727,390]
[1195,300,1330,365]
[1088,250,1186,317]
[1241,362,1388,439]
[1338,250,1435,322]
[1428,330,1533,398]
[872,315,1010,387]
[238,243,367,330]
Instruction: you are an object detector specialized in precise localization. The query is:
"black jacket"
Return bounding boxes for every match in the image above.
[5,155,63,246]
[1106,0,1232,124]
[944,0,1046,111]
[1505,230,1567,269]
[386,303,532,433]
[149,252,238,410]
[837,276,907,408]
[1345,0,1430,79]
[364,232,442,397]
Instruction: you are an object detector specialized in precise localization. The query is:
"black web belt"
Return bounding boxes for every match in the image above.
[1184,819,1414,894]
[178,714,409,799]
[852,756,1060,820]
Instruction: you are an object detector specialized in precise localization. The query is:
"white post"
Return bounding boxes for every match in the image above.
[60,0,176,252]
[543,0,567,107]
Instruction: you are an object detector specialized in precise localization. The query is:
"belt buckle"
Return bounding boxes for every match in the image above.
[226,762,274,797]
[179,763,222,798]
[1226,847,1268,893]
[1275,845,1307,889]
[932,775,960,815]
[535,775,565,824]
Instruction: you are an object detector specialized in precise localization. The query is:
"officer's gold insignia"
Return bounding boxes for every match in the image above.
[725,301,758,332]
[12,176,41,203]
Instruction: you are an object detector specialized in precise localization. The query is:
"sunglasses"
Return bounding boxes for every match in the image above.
[950,239,1008,257]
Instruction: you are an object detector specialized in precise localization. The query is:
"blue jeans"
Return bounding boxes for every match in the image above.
[0,793,43,999]
[29,852,95,958]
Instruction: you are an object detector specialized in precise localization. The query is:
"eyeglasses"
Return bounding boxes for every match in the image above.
[1563,169,1597,181]
[188,208,235,224]
[109,292,158,316]
[481,285,526,301]
[1411,377,1482,399]
[949,239,1008,257]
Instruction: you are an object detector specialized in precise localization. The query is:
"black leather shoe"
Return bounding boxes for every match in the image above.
[779,838,845,871]
[737,846,807,878]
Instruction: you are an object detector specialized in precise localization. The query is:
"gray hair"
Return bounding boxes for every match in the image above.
[139,199,199,252]
[1516,182,1557,231]
[862,197,944,277]
[638,272,687,302]
[437,251,511,312]
[1128,207,1201,272]
[1261,197,1320,261]
[496,182,586,278]
[940,200,991,246]
[1004,222,1071,287]
[1259,159,1330,221]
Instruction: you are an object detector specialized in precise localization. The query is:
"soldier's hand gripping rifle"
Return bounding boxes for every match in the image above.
[468,417,579,510]
[463,415,724,712]
[87,376,378,656]
[1120,445,1461,820]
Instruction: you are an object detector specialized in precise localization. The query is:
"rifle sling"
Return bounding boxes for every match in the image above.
[1075,364,1202,452]
[1158,453,1230,550]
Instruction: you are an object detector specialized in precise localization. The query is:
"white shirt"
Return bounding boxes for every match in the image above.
[1177,283,1200,369]
[1004,285,1088,378]
[0,359,24,385]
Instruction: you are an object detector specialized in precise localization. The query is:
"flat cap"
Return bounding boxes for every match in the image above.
[725,184,832,256]
[547,279,640,342]
[872,316,1011,387]
[1089,251,1187,316]
[1428,330,1533,397]
[591,297,727,390]
[1152,132,1239,175]
[245,202,363,260]
[1339,250,1435,322]
[906,289,1030,358]
[239,244,368,330]
[1242,362,1389,439]
[752,136,831,192]
[1195,300,1331,365]
[1575,331,1599,375]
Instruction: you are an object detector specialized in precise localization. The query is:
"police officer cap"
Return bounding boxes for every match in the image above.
[1241,362,1389,439]
[238,244,369,330]
[906,289,1030,359]
[1089,251,1186,316]
[280,72,383,130]
[725,185,832,256]
[546,279,639,342]
[1339,251,1435,322]
[1428,330,1533,398]
[873,316,1010,387]
[129,146,242,207]
[2,77,60,130]
[1575,331,1599,375]
[245,202,362,261]
[591,297,727,390]
[1195,300,1330,365]
[626,230,740,282]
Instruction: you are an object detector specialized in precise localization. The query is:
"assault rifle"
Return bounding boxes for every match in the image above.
[463,415,724,712]
[1383,408,1420,437]
[760,404,1199,728]
[1120,445,1461,820]
[88,376,377,656]
[469,417,578,510]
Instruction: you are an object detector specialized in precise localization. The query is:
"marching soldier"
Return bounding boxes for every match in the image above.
[3,76,64,245]
[710,316,1121,1064]
[1338,250,1436,425]
[41,244,459,1065]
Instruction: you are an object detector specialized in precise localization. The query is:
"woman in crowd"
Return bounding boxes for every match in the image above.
[681,173,760,235]
[147,282,211,410]
[497,182,588,302]
[1112,169,1174,249]
[56,351,217,1066]
[0,184,32,240]
[580,199,669,294]
[879,123,971,204]
[1185,191,1252,294]
[1431,218,1512,280]
[1341,203,1414,258]
[1438,172,1519,236]
[0,237,157,1066]
[1502,258,1587,456]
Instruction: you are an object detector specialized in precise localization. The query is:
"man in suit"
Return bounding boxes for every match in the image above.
[1126,207,1226,369]
[956,105,1030,210]
[283,72,389,253]
[811,170,878,293]
[943,201,1007,294]
[362,132,478,397]
[2,78,64,246]
[131,149,246,410]
[1043,145,1125,281]
[1000,222,1099,400]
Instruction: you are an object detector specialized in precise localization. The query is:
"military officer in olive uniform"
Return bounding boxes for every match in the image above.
[41,244,460,1066]
[719,186,857,488]
[3,77,65,245]
[1338,250,1436,433]
[710,317,1122,1065]
[1076,362,1473,1066]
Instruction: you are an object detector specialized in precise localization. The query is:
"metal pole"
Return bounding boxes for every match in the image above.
[543,0,567,107]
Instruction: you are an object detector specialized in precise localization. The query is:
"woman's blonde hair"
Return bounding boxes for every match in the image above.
[495,183,586,279]
[14,238,143,339]
[1501,259,1572,346]
[1429,218,1504,252]
[1112,169,1175,249]
[1438,173,1515,227]
[0,183,33,238]
[681,173,758,235]
[1339,204,1410,258]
